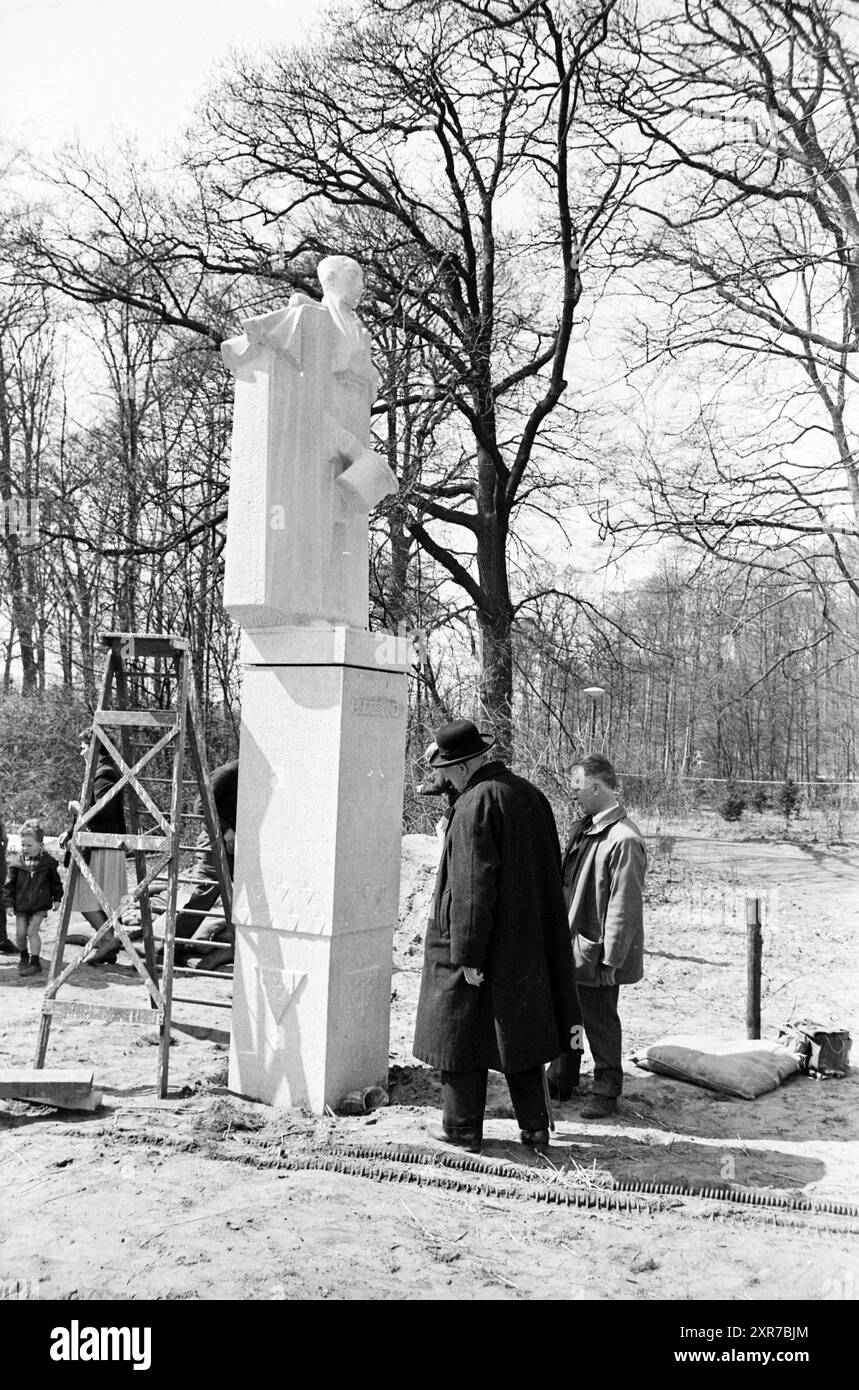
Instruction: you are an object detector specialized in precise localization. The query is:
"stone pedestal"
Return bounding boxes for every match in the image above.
[228,628,409,1111]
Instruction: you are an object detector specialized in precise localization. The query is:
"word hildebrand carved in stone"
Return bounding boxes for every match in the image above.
[349,696,402,718]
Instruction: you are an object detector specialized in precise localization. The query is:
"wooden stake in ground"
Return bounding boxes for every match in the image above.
[746,897,762,1040]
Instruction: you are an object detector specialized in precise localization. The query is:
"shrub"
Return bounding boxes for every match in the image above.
[778,778,802,821]
[751,786,770,813]
[718,784,747,821]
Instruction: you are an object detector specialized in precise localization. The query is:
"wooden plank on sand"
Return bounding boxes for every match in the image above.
[0,1066,94,1102]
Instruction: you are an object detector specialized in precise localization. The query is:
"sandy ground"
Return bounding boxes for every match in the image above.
[0,830,857,1302]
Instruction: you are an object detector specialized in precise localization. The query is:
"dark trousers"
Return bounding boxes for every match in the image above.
[546,1048,582,1096]
[580,984,623,1097]
[548,985,623,1098]
[175,841,234,943]
[441,1066,548,1141]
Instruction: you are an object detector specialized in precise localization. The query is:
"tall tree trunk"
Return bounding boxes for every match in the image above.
[3,624,15,692]
[0,336,39,695]
[475,510,514,758]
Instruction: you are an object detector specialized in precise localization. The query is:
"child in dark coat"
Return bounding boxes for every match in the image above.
[5,818,64,977]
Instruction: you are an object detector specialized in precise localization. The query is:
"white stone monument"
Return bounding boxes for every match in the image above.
[222,256,410,1112]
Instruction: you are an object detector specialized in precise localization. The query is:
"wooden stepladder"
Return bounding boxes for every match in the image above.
[34,633,234,1097]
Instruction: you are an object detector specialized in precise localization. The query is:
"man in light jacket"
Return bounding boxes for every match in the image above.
[550,753,646,1119]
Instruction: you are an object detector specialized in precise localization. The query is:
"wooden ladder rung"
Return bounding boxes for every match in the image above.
[137,778,198,787]
[93,710,179,728]
[76,832,171,852]
[43,1000,162,1026]
[172,994,232,1008]
[115,670,175,680]
[148,875,221,887]
[173,965,233,980]
[165,907,228,919]
[101,633,189,655]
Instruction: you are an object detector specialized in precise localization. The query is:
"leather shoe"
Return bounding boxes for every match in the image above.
[88,940,121,966]
[426,1124,482,1154]
[580,1095,617,1119]
[0,940,17,955]
[520,1128,551,1151]
[193,945,233,972]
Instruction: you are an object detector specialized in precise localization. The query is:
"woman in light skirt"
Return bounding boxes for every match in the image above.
[62,728,128,966]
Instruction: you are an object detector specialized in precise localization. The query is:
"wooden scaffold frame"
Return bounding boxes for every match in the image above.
[34,633,234,1097]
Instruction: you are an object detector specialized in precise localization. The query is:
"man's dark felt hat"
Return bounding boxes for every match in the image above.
[428,719,495,767]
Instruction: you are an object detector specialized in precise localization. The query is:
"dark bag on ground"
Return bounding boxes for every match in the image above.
[778,1019,852,1078]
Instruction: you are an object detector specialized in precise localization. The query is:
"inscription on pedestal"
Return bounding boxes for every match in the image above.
[349,696,402,718]
[258,969,307,1025]
[273,881,326,933]
[342,963,384,1019]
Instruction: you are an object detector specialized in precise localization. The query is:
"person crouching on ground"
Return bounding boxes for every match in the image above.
[168,757,237,972]
[412,719,581,1153]
[548,754,646,1119]
[5,818,63,978]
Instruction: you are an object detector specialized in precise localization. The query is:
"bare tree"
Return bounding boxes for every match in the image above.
[593,0,859,617]
[0,288,57,693]
[188,0,651,750]
[12,1,651,752]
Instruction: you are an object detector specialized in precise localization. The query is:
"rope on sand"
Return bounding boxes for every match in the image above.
[320,1142,859,1220]
[102,1122,859,1235]
[259,1150,859,1237]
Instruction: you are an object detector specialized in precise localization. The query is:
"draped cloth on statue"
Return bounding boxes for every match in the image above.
[221,292,395,630]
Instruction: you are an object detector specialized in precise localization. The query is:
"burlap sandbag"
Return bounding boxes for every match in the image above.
[631,1035,800,1099]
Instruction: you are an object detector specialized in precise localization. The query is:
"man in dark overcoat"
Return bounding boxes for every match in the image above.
[413,719,581,1152]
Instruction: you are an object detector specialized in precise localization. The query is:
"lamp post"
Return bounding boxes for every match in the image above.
[582,685,606,750]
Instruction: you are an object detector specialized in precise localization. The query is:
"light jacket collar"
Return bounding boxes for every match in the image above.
[583,802,628,836]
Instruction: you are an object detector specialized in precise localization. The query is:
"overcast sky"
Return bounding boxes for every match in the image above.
[1,0,327,154]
